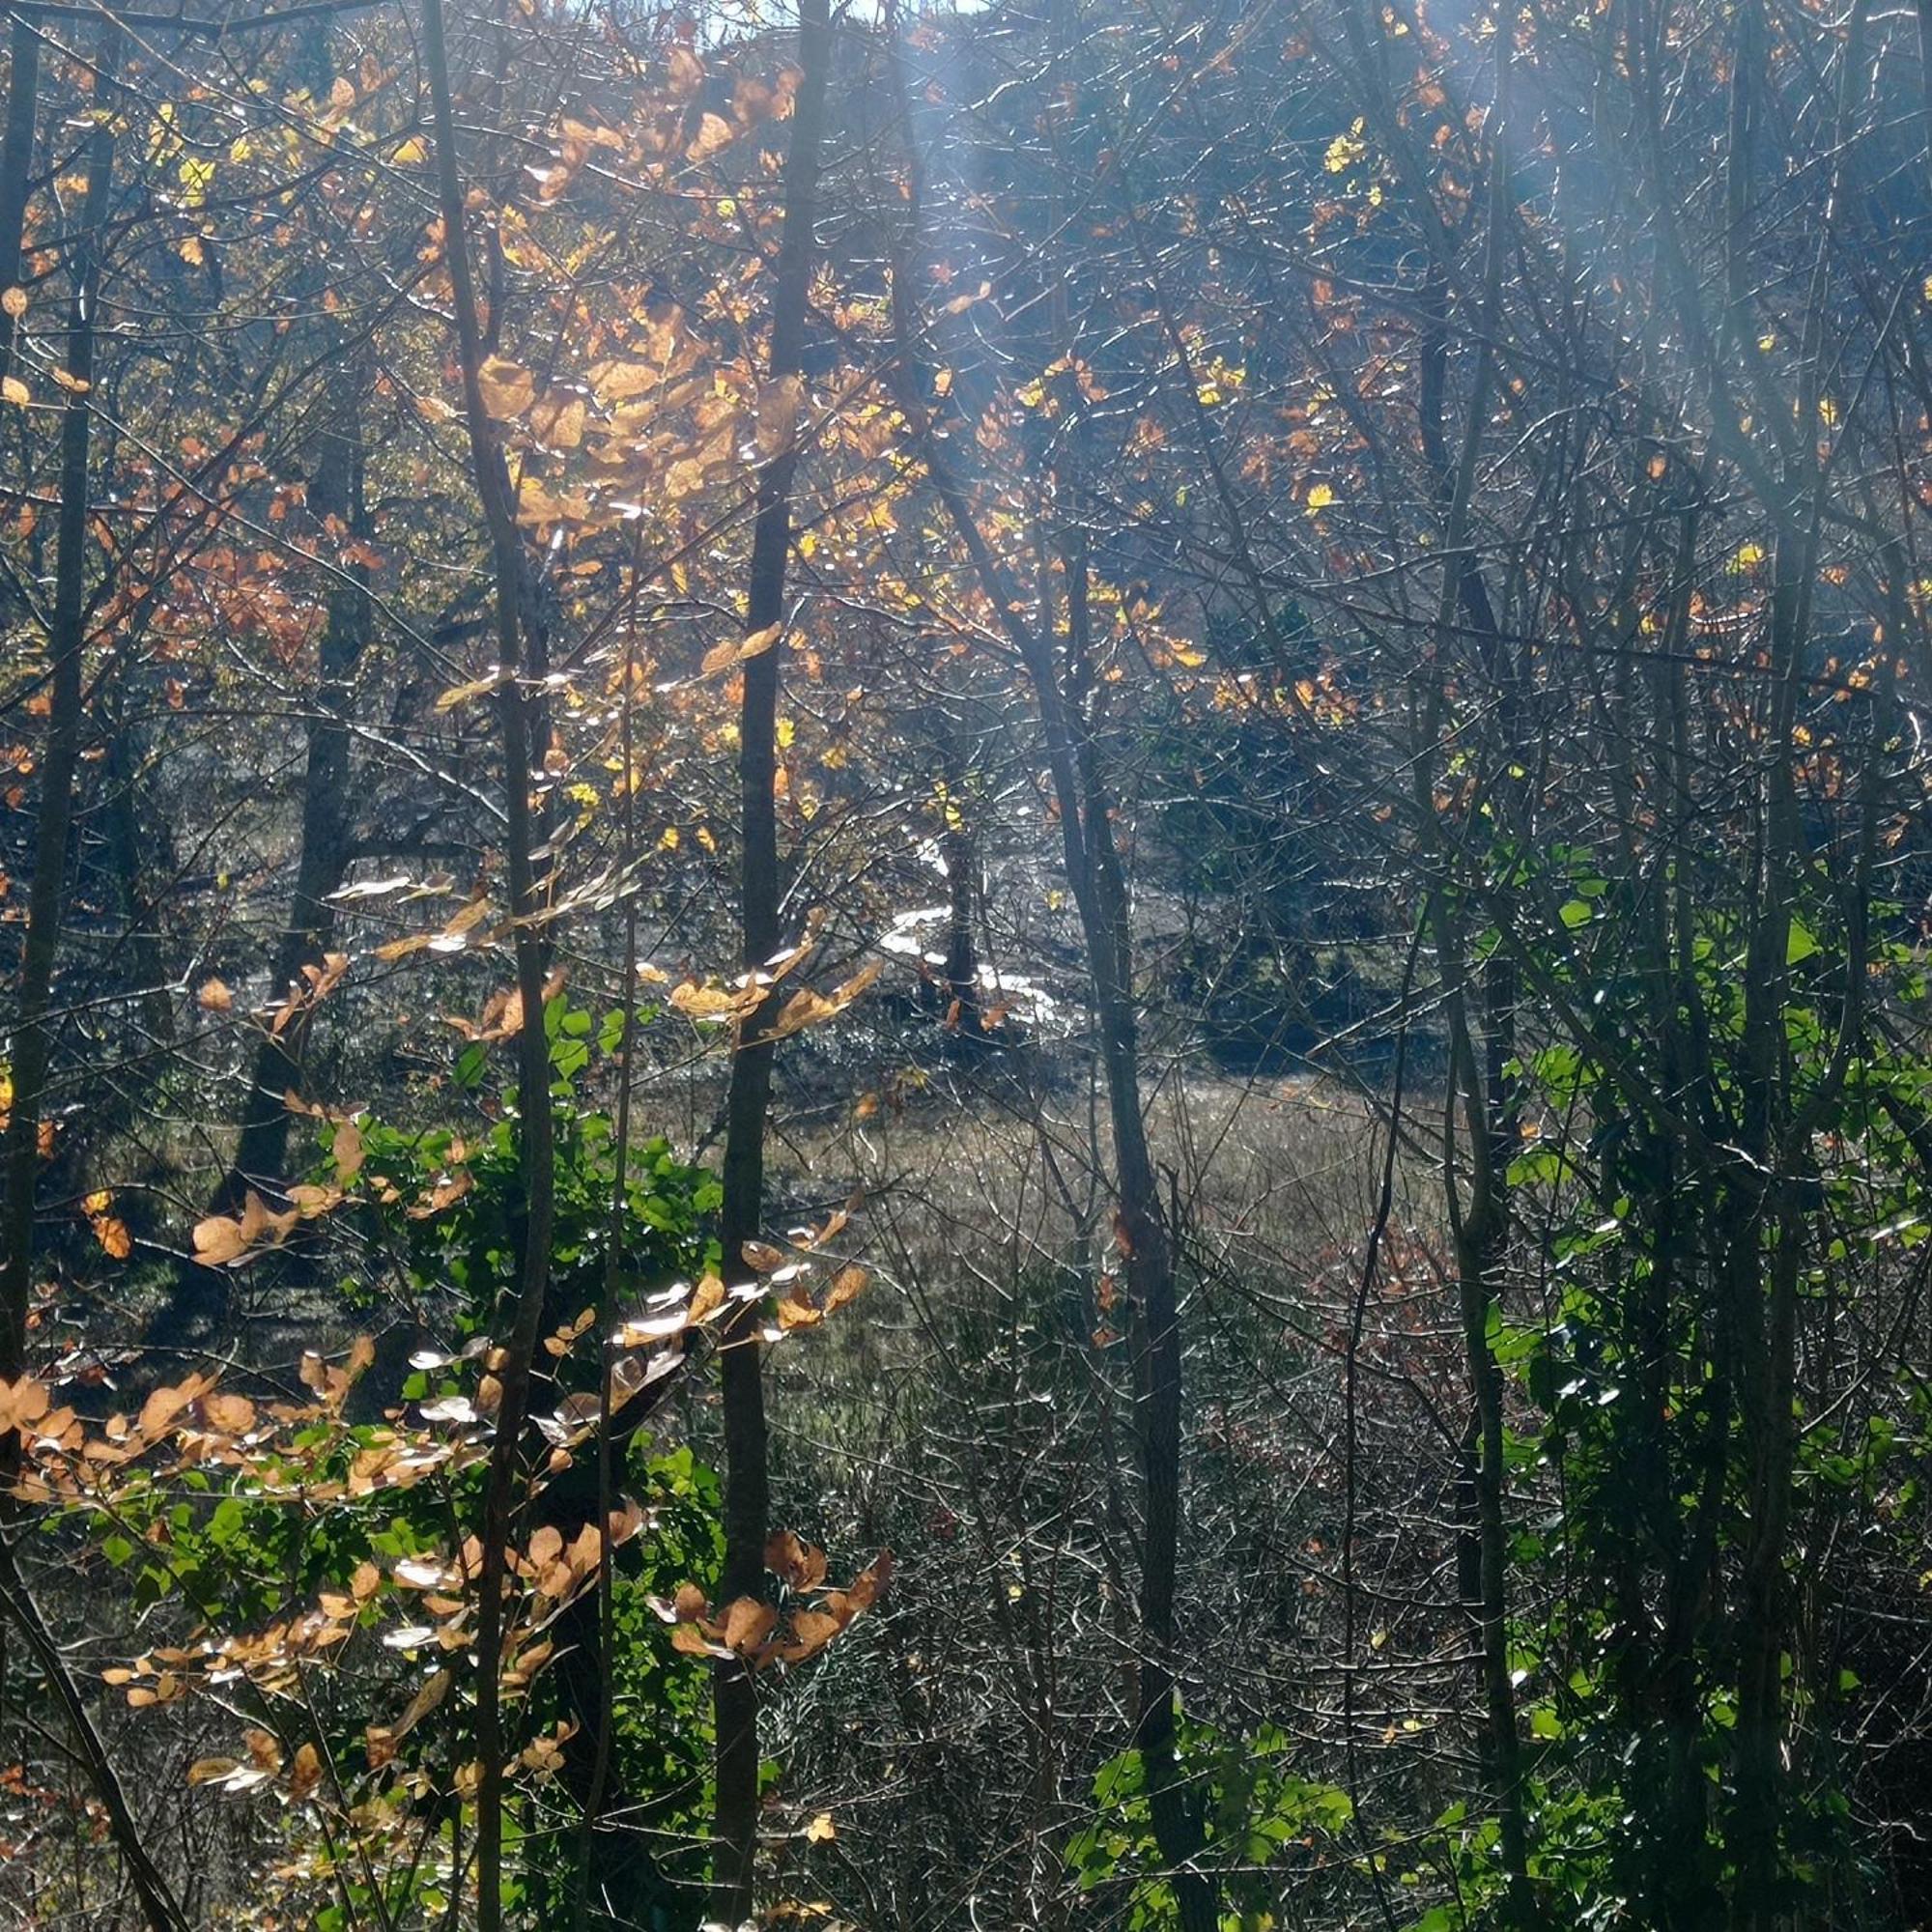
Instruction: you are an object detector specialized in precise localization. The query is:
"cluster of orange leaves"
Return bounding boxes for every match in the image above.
[660,1531,892,1673]
[32,1232,875,1775]
[666,917,885,1049]
[0,1359,344,1506]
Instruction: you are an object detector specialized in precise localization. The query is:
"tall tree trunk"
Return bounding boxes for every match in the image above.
[218,366,371,1209]
[0,16,40,396]
[422,5,556,1924]
[571,565,660,1925]
[936,724,981,1039]
[878,48,1214,1919]
[1440,917,1531,1924]
[1726,532,1809,1932]
[0,33,183,1932]
[710,4,832,1919]
[0,1538,185,1932]
[156,457,368,1348]
[144,17,375,1348]
[99,714,174,1054]
[1405,28,1532,1906]
[2,21,117,1393]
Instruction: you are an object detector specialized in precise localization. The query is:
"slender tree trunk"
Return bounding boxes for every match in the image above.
[935,724,981,1039]
[1402,27,1533,1905]
[878,48,1213,1915]
[0,34,182,1932]
[421,6,556,1924]
[143,20,374,1348]
[99,716,174,1053]
[0,16,40,395]
[710,6,832,1919]
[156,433,369,1341]
[1726,0,1858,1879]
[1726,534,1809,1932]
[2,21,117,1389]
[218,367,371,1209]
[574,554,649,1925]
[0,1539,185,1932]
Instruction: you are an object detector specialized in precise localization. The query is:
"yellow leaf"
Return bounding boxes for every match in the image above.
[2,376,28,406]
[140,1378,197,1438]
[780,1607,843,1662]
[1305,483,1335,515]
[806,1812,837,1843]
[667,43,705,99]
[192,1214,248,1265]
[0,1375,50,1435]
[1324,124,1366,173]
[436,671,502,712]
[669,979,753,1020]
[392,135,428,165]
[584,357,664,402]
[388,1667,451,1745]
[1,287,23,318]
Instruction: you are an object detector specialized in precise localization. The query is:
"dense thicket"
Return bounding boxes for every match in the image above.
[1,0,1929,1926]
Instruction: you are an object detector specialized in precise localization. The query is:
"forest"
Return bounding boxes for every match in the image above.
[0,0,1929,1924]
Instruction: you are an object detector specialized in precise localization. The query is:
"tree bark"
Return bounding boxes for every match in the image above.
[218,371,371,1213]
[0,15,40,395]
[878,38,1213,1919]
[421,5,556,1924]
[0,1538,185,1932]
[2,21,118,1391]
[0,33,183,1932]
[709,5,833,1920]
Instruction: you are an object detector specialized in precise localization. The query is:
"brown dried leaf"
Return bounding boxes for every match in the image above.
[201,1392,256,1435]
[331,1119,364,1181]
[476,355,534,418]
[823,1264,869,1314]
[687,110,734,162]
[775,1287,822,1330]
[721,1596,778,1656]
[287,1742,323,1800]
